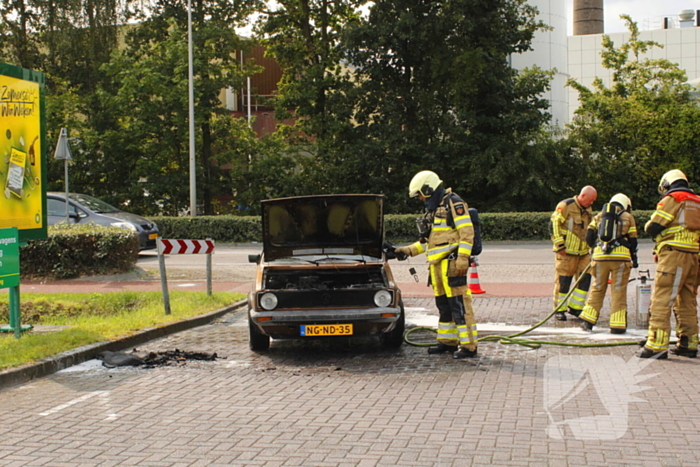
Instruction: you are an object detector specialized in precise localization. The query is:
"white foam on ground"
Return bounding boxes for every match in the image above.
[407,312,646,341]
[56,359,105,373]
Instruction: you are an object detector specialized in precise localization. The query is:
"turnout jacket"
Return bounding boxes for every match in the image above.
[402,188,474,266]
[551,196,594,255]
[646,191,700,254]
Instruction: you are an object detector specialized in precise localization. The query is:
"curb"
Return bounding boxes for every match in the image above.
[0,299,248,391]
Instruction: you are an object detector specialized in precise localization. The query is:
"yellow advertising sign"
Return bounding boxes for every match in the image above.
[0,66,45,240]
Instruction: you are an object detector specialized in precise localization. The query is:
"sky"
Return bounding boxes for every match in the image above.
[566,0,700,34]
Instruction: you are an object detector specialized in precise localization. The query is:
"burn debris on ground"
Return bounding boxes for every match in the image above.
[97,349,220,368]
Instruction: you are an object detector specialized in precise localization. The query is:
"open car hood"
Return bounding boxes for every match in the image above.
[262,194,385,261]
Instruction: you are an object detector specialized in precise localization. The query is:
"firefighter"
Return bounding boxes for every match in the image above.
[638,169,700,359]
[579,193,638,333]
[395,170,478,359]
[550,186,597,321]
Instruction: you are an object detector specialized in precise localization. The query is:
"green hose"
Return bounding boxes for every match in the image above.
[404,262,648,349]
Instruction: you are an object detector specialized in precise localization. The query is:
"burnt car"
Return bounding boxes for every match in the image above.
[247,194,405,350]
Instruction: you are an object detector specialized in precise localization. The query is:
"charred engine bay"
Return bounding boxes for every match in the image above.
[264,266,387,291]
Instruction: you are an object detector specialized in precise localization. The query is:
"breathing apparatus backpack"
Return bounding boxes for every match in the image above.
[468,208,482,256]
[597,202,622,254]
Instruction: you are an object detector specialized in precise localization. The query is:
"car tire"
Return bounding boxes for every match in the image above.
[382,302,405,348]
[249,313,270,351]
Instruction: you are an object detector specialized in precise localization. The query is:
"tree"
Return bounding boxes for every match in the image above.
[567,15,700,209]
[102,0,261,215]
[0,0,135,204]
[259,0,555,212]
[0,0,43,69]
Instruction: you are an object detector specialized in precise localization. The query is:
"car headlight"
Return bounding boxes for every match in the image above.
[259,293,278,311]
[111,221,138,232]
[374,290,393,307]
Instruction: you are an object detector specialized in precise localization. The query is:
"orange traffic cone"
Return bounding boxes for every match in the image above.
[468,259,486,294]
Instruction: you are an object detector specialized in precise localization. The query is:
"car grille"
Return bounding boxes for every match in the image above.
[274,290,380,309]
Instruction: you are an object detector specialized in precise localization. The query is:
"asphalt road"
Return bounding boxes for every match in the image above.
[134,240,657,285]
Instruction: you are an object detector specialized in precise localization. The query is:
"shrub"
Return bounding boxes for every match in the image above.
[20,224,139,279]
[155,215,261,243]
[153,210,655,243]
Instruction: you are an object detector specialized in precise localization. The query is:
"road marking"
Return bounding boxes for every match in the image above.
[39,391,106,416]
[97,391,119,421]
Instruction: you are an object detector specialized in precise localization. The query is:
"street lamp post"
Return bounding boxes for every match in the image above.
[187,0,196,216]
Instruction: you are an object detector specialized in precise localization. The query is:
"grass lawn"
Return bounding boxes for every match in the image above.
[0,291,245,371]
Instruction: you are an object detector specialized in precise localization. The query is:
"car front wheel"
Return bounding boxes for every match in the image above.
[249,314,270,351]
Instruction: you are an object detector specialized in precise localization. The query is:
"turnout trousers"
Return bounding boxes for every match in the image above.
[553,253,592,314]
[645,247,699,353]
[430,258,478,352]
[580,261,631,330]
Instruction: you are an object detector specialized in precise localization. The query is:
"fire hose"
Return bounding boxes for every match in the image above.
[403,262,661,349]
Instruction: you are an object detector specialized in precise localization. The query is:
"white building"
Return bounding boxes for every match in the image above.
[513,1,700,126]
[568,22,700,120]
[510,1,570,127]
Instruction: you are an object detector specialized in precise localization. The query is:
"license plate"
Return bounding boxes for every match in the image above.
[300,324,353,336]
[149,233,159,240]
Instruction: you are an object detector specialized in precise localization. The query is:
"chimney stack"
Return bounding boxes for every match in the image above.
[573,0,604,35]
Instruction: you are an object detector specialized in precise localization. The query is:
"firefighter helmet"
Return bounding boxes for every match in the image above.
[610,193,631,211]
[658,169,688,194]
[408,171,443,198]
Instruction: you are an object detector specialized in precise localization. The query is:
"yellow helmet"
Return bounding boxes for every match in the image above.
[610,193,631,211]
[408,170,443,198]
[658,169,687,194]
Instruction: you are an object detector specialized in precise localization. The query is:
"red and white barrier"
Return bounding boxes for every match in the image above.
[156,238,216,313]
[157,239,215,255]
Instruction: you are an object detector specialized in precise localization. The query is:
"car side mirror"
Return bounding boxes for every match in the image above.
[248,254,261,264]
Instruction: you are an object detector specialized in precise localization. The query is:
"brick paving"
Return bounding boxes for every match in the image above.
[1,242,698,466]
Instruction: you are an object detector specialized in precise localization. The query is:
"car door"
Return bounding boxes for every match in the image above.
[47,197,86,225]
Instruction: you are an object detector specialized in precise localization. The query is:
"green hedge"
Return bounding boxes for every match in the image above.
[154,215,261,243]
[153,210,655,243]
[20,224,139,279]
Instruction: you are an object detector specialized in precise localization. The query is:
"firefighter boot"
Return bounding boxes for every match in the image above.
[567,307,581,318]
[580,321,594,332]
[428,343,458,355]
[453,347,478,359]
[635,348,668,359]
[670,336,697,358]
[555,312,567,321]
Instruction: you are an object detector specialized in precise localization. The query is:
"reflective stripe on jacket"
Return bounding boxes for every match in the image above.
[648,194,700,253]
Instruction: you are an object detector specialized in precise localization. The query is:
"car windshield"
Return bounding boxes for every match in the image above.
[68,194,120,213]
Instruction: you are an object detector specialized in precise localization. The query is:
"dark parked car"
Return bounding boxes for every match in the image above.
[46,193,160,250]
[247,194,405,350]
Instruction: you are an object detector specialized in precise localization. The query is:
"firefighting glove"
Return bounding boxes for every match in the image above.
[394,247,409,261]
[454,255,470,276]
[632,255,639,269]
